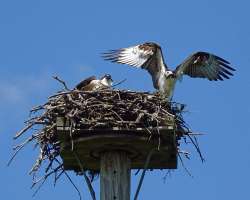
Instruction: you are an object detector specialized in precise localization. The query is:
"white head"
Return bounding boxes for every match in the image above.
[100,74,113,86]
[165,70,174,78]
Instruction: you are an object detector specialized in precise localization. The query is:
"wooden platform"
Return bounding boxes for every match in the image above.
[57,117,177,171]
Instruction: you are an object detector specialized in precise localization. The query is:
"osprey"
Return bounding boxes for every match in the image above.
[102,42,235,99]
[75,74,113,91]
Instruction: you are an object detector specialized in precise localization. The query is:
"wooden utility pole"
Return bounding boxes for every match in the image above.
[100,151,131,200]
[58,117,177,200]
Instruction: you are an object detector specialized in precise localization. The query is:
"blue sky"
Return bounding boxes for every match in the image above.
[1,0,249,199]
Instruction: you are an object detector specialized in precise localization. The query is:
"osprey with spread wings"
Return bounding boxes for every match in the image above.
[102,42,235,99]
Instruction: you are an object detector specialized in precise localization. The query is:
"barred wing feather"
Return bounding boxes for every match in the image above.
[175,52,235,81]
[102,42,167,89]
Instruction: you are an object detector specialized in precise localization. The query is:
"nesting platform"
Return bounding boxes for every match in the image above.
[13,88,187,188]
[57,116,177,171]
[11,84,193,200]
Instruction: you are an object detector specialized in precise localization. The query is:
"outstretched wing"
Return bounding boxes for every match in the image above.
[75,76,96,90]
[175,52,235,81]
[102,42,167,89]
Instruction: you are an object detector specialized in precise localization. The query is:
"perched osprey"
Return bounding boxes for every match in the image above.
[75,74,113,91]
[102,42,235,99]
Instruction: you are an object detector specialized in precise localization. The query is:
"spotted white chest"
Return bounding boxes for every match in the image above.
[158,75,177,99]
[89,78,111,90]
[165,78,177,99]
[88,80,102,90]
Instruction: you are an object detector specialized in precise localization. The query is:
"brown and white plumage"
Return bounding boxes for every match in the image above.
[75,74,113,91]
[102,42,235,99]
[103,43,166,90]
[174,51,235,81]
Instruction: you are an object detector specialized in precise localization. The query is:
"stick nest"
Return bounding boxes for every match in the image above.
[49,90,184,130]
[10,84,202,196]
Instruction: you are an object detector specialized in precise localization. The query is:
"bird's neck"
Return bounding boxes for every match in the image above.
[101,78,112,86]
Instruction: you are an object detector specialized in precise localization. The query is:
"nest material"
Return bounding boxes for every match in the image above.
[48,90,182,129]
[10,85,200,195]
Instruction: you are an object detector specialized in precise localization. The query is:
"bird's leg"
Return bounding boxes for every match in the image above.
[154,91,170,101]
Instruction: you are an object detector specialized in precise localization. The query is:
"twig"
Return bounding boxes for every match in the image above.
[163,170,172,183]
[53,158,82,200]
[63,170,82,200]
[52,76,70,91]
[186,134,205,162]
[32,175,47,197]
[14,123,34,139]
[31,164,63,197]
[178,153,193,177]
[112,78,127,87]
[178,149,191,159]
[73,152,96,200]
[54,170,64,186]
[134,148,158,200]
[134,169,140,175]
[187,132,204,136]
[8,135,36,166]
[69,120,75,151]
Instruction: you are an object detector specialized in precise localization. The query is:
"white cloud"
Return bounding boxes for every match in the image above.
[0,71,52,105]
[0,63,94,107]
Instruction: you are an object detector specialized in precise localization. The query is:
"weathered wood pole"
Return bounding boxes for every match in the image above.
[100,151,131,200]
